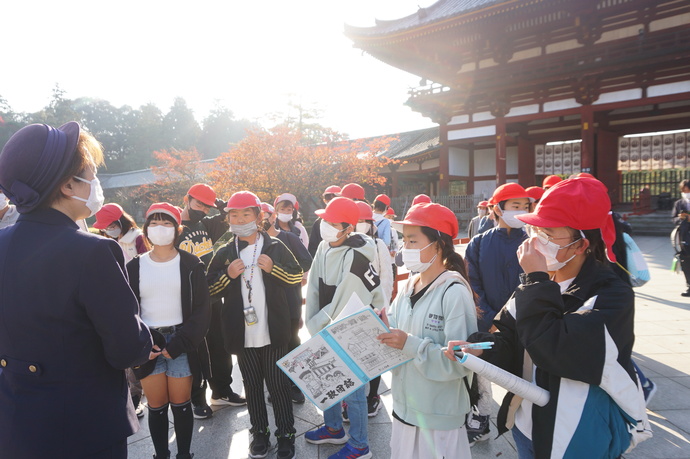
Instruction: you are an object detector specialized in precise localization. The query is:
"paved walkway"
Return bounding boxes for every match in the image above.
[127,235,690,458]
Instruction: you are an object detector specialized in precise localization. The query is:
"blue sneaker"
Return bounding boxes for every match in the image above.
[305,426,348,445]
[328,443,372,459]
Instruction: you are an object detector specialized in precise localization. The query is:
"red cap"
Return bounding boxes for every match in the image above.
[323,185,341,195]
[226,191,261,210]
[260,202,274,214]
[274,192,299,211]
[525,186,545,202]
[93,203,124,229]
[386,207,396,216]
[489,183,532,206]
[315,197,359,227]
[516,177,617,262]
[187,183,216,207]
[542,175,562,189]
[341,183,365,200]
[374,194,391,206]
[146,202,182,226]
[412,194,431,205]
[356,201,374,221]
[393,203,458,237]
[477,201,489,208]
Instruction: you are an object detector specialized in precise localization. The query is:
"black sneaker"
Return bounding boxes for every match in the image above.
[367,396,382,417]
[682,290,690,297]
[210,392,246,406]
[290,385,305,404]
[276,436,296,459]
[466,411,490,446]
[192,403,213,419]
[249,431,270,459]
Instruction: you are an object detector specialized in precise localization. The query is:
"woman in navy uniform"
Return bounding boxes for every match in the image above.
[0,122,153,458]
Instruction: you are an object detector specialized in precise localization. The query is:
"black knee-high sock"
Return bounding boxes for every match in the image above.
[171,401,194,456]
[368,376,381,402]
[148,403,170,458]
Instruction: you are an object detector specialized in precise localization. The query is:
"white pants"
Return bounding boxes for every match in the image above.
[390,418,471,459]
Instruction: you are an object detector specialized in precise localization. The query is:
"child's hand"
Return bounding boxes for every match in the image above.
[257,254,274,273]
[377,328,407,349]
[227,259,245,279]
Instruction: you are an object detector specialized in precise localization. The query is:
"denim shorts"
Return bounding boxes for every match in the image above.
[149,329,192,378]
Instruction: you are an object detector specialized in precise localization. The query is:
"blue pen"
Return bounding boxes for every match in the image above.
[452,342,494,351]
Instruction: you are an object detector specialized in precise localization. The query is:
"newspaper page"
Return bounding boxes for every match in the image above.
[277,334,361,411]
[456,352,550,407]
[326,308,411,380]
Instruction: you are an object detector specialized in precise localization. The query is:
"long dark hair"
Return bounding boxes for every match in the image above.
[117,211,138,237]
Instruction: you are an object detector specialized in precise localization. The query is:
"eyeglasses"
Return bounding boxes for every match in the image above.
[534,228,585,247]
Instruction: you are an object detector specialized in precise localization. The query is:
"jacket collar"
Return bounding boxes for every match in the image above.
[562,256,616,303]
[231,232,270,253]
[17,208,79,229]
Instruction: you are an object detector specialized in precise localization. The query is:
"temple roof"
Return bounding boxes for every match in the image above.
[373,127,440,161]
[344,0,511,37]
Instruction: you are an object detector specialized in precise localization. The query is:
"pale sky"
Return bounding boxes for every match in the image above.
[2,0,438,139]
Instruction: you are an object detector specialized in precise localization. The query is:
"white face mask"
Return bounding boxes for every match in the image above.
[105,227,122,238]
[0,193,8,211]
[320,220,348,243]
[401,241,437,273]
[683,192,690,200]
[498,205,527,229]
[532,231,584,271]
[277,212,293,223]
[356,222,371,234]
[231,221,258,237]
[72,176,104,217]
[477,208,488,218]
[147,225,176,246]
[372,213,384,222]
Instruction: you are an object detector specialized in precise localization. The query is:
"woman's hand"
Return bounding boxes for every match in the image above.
[443,340,483,362]
[257,254,274,273]
[227,259,245,279]
[162,349,172,359]
[517,237,548,274]
[377,328,407,349]
[149,347,163,360]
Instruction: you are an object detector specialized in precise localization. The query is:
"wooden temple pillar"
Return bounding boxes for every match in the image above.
[580,107,595,173]
[495,117,507,185]
[597,128,620,205]
[518,137,536,186]
[439,123,450,195]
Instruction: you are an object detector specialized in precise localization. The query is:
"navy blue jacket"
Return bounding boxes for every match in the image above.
[0,208,152,458]
[465,226,528,332]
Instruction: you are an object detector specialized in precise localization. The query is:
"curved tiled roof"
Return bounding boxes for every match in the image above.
[344,0,511,37]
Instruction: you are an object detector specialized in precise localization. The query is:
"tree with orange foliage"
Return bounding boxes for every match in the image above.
[140,148,213,205]
[210,124,397,212]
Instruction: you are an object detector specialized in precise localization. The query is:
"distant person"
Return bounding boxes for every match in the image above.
[94,203,147,262]
[127,203,211,459]
[672,179,690,297]
[178,183,245,419]
[467,200,489,239]
[542,175,562,190]
[274,192,309,249]
[0,122,152,458]
[341,182,367,202]
[372,194,392,248]
[412,194,431,205]
[476,203,497,235]
[309,185,340,257]
[525,187,544,213]
[0,191,19,229]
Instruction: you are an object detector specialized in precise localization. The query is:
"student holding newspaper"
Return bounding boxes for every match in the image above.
[378,202,478,459]
[445,177,651,459]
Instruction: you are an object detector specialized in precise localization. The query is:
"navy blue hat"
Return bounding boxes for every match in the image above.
[0,122,80,213]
